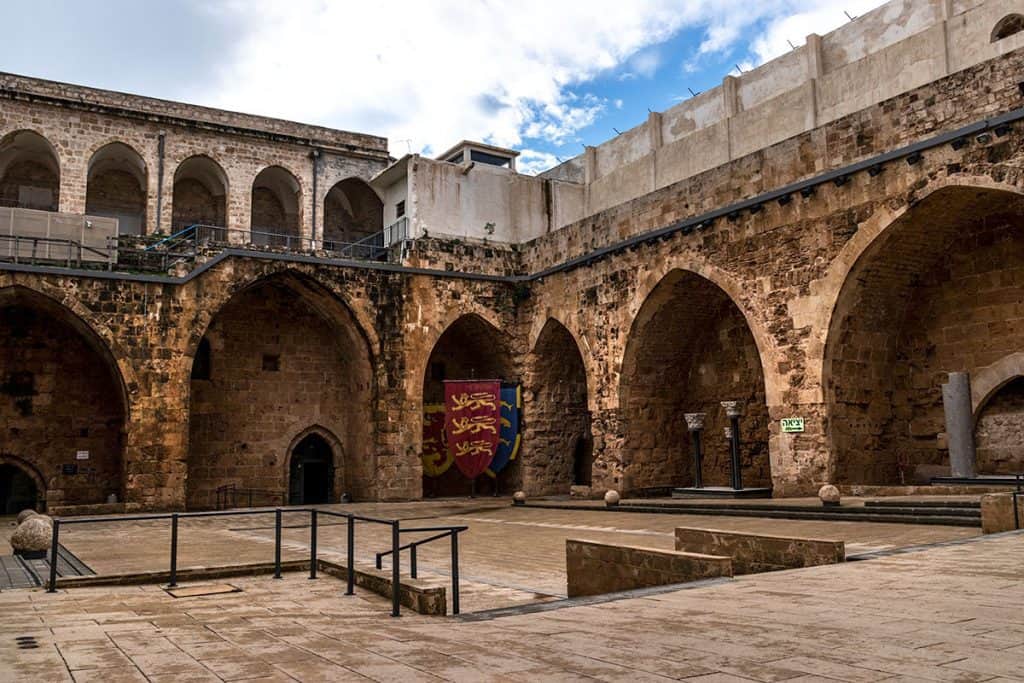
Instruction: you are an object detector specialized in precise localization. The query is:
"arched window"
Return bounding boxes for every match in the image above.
[172,155,228,232]
[86,142,147,235]
[991,14,1024,42]
[0,130,60,211]
[251,166,301,243]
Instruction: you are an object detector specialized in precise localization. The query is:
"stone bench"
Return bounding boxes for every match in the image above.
[565,538,732,597]
[674,527,844,575]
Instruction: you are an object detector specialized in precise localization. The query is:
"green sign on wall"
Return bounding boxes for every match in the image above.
[781,417,805,433]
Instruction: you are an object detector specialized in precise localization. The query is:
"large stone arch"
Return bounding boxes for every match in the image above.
[618,267,772,494]
[86,141,148,235]
[523,317,592,495]
[185,270,376,508]
[821,181,1024,485]
[0,284,130,509]
[0,129,61,211]
[420,312,516,497]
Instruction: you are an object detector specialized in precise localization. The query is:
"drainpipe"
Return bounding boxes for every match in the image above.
[310,148,320,248]
[155,132,166,235]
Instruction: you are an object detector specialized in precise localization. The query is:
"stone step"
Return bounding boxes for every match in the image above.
[626,501,981,518]
[521,502,981,527]
[863,500,980,510]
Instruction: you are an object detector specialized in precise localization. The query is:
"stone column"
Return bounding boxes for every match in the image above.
[684,412,706,488]
[942,372,977,478]
[722,400,745,490]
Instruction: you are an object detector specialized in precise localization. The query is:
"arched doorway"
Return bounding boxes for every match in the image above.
[288,434,334,505]
[975,377,1024,474]
[187,274,373,508]
[0,287,126,508]
[251,166,301,244]
[421,314,515,497]
[86,142,147,235]
[0,130,60,211]
[525,319,590,495]
[824,186,1024,484]
[620,270,770,494]
[324,178,383,247]
[0,463,38,514]
[172,155,228,231]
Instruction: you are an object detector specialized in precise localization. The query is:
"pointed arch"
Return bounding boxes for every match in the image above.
[821,183,1024,484]
[186,270,375,508]
[619,268,771,494]
[524,317,591,495]
[0,285,129,507]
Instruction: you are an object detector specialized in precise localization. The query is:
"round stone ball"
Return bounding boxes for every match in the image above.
[512,491,526,505]
[10,516,52,554]
[818,484,841,506]
[604,490,621,507]
[16,509,38,525]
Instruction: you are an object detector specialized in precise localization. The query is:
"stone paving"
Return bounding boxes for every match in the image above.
[3,499,983,611]
[0,527,1021,681]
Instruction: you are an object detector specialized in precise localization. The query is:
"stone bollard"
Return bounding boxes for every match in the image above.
[513,491,526,506]
[10,515,53,560]
[818,484,841,507]
[604,490,620,507]
[16,509,38,525]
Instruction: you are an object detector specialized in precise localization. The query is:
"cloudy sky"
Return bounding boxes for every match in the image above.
[2,0,886,174]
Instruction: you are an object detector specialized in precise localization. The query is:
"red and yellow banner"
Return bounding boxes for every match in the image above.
[444,379,501,479]
[421,403,452,477]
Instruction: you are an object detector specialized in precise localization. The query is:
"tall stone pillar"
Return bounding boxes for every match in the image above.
[942,372,977,478]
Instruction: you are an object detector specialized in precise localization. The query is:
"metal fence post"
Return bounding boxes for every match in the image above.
[168,513,179,588]
[391,520,401,617]
[309,509,318,579]
[410,545,417,579]
[451,530,460,616]
[47,520,60,593]
[345,515,355,596]
[274,508,282,579]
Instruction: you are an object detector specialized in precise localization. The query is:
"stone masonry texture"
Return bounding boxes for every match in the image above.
[3,46,1024,509]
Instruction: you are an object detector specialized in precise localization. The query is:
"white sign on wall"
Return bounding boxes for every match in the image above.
[76,450,90,460]
[781,418,805,433]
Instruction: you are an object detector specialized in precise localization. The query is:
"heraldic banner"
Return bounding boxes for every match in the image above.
[486,385,521,477]
[444,379,501,479]
[421,404,452,477]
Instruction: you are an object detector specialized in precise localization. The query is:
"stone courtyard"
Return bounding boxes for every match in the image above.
[1,500,1022,682]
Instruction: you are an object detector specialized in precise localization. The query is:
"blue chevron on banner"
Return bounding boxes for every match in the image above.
[486,385,521,477]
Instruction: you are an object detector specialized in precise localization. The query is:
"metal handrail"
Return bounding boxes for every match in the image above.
[47,507,421,618]
[375,524,468,614]
[0,234,115,270]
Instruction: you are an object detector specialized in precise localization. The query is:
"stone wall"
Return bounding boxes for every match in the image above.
[674,527,844,574]
[0,294,124,507]
[565,538,732,597]
[974,378,1024,474]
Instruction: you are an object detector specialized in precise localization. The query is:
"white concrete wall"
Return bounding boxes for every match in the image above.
[539,0,1024,229]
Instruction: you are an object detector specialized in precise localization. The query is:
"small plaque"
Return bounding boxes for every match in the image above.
[781,417,805,433]
[61,464,78,475]
[76,450,90,460]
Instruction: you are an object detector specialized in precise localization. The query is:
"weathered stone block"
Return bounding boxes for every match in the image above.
[565,538,731,597]
[674,527,844,575]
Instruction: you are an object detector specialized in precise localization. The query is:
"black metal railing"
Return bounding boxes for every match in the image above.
[214,484,285,510]
[46,507,466,617]
[375,524,468,615]
[0,234,115,269]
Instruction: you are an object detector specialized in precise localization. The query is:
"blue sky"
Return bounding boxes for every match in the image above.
[0,0,885,174]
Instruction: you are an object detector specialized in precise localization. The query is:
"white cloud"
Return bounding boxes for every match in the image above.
[194,0,890,170]
[201,0,700,157]
[517,149,562,176]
